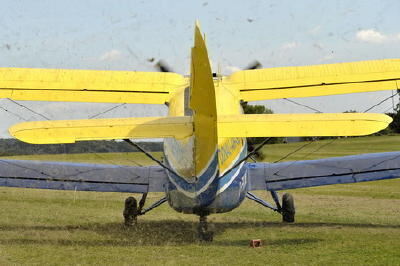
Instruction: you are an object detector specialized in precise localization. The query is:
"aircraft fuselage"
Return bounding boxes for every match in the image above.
[163,81,249,215]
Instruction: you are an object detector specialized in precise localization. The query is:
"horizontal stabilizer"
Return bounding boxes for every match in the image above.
[0,159,167,193]
[0,68,187,104]
[10,116,193,144]
[218,113,392,137]
[248,152,400,191]
[223,59,400,101]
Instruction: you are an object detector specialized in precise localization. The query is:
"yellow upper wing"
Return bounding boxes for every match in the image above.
[222,59,400,101]
[0,68,187,104]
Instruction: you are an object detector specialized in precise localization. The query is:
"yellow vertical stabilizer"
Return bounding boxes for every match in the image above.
[190,22,218,175]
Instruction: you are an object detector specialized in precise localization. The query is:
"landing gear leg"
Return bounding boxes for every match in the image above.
[246,191,296,223]
[198,215,214,242]
[281,193,295,223]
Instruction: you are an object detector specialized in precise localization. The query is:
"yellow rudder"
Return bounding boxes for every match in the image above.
[190,22,218,175]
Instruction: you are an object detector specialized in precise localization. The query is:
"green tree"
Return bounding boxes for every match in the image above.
[385,89,400,134]
[242,103,273,115]
[241,102,283,159]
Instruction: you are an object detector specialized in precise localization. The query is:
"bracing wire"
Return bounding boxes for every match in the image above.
[0,100,147,168]
[8,99,50,120]
[89,103,126,119]
[363,91,399,113]
[0,106,28,121]
[274,91,400,163]
[273,141,314,163]
[283,98,323,113]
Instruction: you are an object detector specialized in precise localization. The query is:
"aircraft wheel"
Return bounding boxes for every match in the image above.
[281,193,295,223]
[198,216,214,242]
[123,196,138,226]
[199,231,214,242]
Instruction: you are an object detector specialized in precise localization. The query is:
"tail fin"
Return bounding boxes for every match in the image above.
[190,22,218,175]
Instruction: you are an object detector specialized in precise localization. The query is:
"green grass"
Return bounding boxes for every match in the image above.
[260,135,400,161]
[0,135,400,265]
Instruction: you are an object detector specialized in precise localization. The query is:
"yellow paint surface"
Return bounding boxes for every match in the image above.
[214,80,245,174]
[217,113,392,137]
[10,116,193,144]
[0,68,187,104]
[190,22,218,175]
[223,59,400,101]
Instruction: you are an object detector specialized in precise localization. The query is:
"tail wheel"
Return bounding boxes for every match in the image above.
[281,193,295,223]
[197,216,214,242]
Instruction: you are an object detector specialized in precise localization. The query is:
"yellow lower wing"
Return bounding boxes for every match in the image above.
[0,68,187,104]
[10,116,193,144]
[9,113,390,144]
[218,113,392,137]
[223,59,400,101]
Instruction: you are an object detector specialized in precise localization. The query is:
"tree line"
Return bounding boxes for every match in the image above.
[0,139,163,156]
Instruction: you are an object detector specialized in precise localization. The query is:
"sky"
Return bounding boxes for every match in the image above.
[0,0,400,138]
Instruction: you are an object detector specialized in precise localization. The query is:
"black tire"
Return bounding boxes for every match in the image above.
[281,193,295,223]
[199,231,214,242]
[197,216,214,242]
[123,196,138,226]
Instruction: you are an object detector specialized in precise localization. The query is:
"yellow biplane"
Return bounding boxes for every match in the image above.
[0,23,399,241]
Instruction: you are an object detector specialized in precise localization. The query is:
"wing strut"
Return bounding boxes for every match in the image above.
[123,139,181,177]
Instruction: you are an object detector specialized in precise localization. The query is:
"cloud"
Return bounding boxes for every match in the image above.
[99,49,122,61]
[355,29,400,44]
[281,42,299,50]
[356,29,387,43]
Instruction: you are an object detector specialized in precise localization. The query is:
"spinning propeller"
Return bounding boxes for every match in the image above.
[244,60,262,70]
[153,59,263,73]
[155,60,173,73]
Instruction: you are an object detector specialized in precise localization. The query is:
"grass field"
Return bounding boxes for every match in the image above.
[0,135,400,265]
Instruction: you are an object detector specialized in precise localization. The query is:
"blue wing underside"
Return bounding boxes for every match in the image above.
[0,159,168,193]
[0,151,399,193]
[248,152,400,191]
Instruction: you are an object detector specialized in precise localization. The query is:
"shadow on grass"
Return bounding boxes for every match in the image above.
[0,220,398,247]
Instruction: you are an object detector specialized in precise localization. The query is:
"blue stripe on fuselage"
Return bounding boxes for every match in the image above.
[165,142,249,214]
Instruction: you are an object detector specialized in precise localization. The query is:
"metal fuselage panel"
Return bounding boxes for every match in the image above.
[163,80,248,215]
